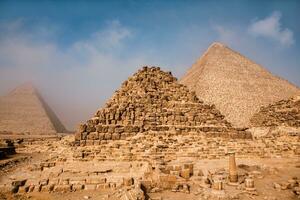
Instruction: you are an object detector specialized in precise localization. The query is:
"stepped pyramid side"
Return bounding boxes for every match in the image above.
[180,42,300,128]
[0,83,67,135]
[250,95,300,127]
[76,66,251,146]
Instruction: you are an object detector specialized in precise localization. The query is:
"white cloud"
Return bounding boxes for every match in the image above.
[213,25,239,46]
[248,11,294,46]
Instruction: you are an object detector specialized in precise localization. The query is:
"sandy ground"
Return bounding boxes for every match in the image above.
[0,135,299,200]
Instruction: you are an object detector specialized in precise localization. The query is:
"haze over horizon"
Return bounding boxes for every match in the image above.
[0,0,299,130]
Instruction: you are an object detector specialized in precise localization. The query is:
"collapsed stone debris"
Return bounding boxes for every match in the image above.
[250,95,300,127]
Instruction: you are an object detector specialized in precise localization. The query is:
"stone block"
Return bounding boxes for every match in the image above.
[78,124,87,133]
[96,183,110,189]
[81,132,88,140]
[72,184,84,191]
[54,185,71,192]
[85,140,94,146]
[87,132,99,140]
[39,179,49,186]
[112,133,120,140]
[12,179,27,187]
[123,177,133,186]
[18,186,29,193]
[59,178,69,185]
[86,176,106,184]
[104,133,112,140]
[99,133,105,140]
[69,177,86,185]
[180,169,191,179]
[84,184,97,190]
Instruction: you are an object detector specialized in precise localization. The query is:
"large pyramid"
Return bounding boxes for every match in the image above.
[76,66,250,145]
[180,42,300,128]
[0,83,67,135]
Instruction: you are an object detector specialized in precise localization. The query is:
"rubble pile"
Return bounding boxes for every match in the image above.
[76,66,250,145]
[250,95,300,127]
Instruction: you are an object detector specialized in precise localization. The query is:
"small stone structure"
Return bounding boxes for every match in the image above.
[0,139,16,159]
[76,66,251,145]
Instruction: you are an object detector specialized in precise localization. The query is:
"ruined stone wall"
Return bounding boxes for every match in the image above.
[73,132,299,162]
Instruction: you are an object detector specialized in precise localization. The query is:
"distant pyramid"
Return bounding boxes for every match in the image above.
[0,83,67,135]
[250,95,300,127]
[76,66,250,145]
[180,42,300,127]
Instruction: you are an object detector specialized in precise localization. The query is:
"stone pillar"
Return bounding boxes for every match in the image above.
[245,176,255,191]
[228,152,238,183]
[212,180,223,190]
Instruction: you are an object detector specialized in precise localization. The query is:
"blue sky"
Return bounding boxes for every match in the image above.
[0,0,299,130]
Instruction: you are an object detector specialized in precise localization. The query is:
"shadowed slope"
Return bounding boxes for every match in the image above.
[180,42,300,127]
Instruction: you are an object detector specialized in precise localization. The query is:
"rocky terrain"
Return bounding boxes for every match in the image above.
[0,66,299,200]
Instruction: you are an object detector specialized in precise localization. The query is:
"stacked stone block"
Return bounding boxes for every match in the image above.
[76,66,249,145]
[250,95,300,127]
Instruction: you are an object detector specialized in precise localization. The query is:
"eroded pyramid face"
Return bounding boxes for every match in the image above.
[76,66,250,146]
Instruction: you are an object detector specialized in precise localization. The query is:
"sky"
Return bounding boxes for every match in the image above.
[0,0,299,130]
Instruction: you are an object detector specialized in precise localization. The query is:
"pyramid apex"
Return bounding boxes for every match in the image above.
[10,82,36,95]
[209,42,226,49]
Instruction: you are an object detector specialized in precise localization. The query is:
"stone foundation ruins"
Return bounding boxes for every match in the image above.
[0,66,299,200]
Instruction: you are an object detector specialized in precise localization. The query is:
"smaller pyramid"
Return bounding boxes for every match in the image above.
[76,66,250,145]
[0,83,67,135]
[250,95,300,127]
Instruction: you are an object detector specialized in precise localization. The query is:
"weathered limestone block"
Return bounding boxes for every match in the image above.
[84,184,97,190]
[159,175,177,189]
[96,183,110,189]
[69,177,86,185]
[79,124,87,133]
[86,176,106,184]
[85,140,94,146]
[54,185,71,192]
[123,178,134,186]
[104,133,112,140]
[18,186,29,193]
[86,125,96,132]
[87,132,99,140]
[180,169,191,179]
[72,184,84,191]
[39,179,49,186]
[81,132,88,140]
[112,133,120,140]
